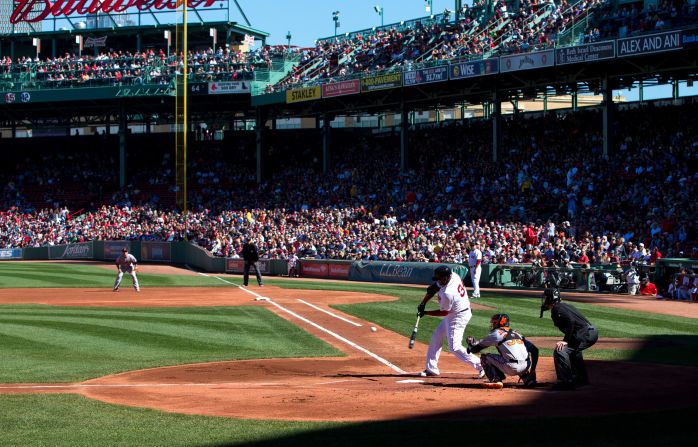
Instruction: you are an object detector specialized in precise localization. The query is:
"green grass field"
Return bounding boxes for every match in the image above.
[0,262,228,288]
[0,305,341,383]
[1,262,697,446]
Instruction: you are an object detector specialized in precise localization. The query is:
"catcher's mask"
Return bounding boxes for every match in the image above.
[490,313,510,330]
[540,288,561,318]
[432,265,452,284]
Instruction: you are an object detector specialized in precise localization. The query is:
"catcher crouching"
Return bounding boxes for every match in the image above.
[467,313,539,389]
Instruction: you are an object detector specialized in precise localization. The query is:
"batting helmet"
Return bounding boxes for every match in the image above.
[490,313,510,330]
[539,288,561,318]
[432,265,452,282]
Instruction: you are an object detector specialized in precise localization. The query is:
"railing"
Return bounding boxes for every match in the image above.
[556,0,604,47]
[413,5,493,64]
[0,58,259,92]
[317,12,451,43]
[492,264,654,293]
[483,3,557,58]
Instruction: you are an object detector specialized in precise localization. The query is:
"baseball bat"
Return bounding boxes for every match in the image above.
[408,314,421,349]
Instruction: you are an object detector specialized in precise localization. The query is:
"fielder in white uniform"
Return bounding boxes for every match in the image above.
[114,248,140,292]
[417,265,483,377]
[469,243,483,298]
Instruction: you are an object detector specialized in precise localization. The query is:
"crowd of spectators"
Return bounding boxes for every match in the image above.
[272,0,620,92]
[0,44,292,90]
[588,0,697,41]
[1,101,696,267]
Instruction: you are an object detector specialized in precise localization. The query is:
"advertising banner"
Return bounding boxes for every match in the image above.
[299,261,352,279]
[328,263,351,278]
[403,65,449,86]
[556,41,616,65]
[300,262,328,277]
[449,58,499,80]
[361,72,402,92]
[225,259,270,274]
[141,242,172,262]
[286,86,322,103]
[226,259,245,273]
[500,50,554,73]
[683,28,698,48]
[0,248,22,260]
[208,81,250,95]
[104,241,131,260]
[188,82,208,96]
[348,261,468,285]
[48,242,94,260]
[322,79,361,98]
[618,31,681,57]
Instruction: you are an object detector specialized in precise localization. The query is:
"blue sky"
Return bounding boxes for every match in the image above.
[237,0,461,46]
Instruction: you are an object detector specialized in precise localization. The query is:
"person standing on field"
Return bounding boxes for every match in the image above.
[242,237,263,287]
[469,242,483,298]
[417,265,484,378]
[113,247,140,292]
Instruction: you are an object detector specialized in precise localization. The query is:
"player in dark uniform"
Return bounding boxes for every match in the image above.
[242,238,263,287]
[540,288,598,390]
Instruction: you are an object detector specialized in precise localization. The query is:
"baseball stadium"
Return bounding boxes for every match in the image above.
[1,0,697,445]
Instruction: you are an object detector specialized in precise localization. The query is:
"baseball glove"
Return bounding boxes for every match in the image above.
[134,266,140,273]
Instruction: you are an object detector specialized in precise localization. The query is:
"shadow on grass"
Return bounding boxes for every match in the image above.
[208,335,698,447]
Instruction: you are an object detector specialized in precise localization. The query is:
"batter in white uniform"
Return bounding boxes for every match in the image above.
[417,265,483,377]
[113,247,140,292]
[469,243,483,298]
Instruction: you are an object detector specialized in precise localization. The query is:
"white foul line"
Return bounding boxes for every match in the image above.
[296,299,363,327]
[215,277,407,375]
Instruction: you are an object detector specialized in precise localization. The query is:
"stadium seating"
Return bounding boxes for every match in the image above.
[2,101,696,263]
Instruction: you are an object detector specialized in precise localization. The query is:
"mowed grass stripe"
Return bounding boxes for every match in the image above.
[0,306,343,383]
[0,308,275,349]
[0,262,228,288]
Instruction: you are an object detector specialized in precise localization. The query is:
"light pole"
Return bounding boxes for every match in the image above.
[374,5,384,27]
[332,11,340,38]
[286,31,292,55]
[424,0,433,15]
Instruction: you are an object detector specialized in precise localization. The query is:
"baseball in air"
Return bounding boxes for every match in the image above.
[370,326,377,332]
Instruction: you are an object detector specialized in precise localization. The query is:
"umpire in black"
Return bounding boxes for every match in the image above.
[540,288,598,390]
[242,237,263,287]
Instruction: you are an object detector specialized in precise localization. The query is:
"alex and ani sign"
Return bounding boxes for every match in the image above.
[10,0,219,24]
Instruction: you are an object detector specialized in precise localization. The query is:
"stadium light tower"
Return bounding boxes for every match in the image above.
[424,0,433,15]
[374,5,384,26]
[332,11,340,37]
[286,31,292,54]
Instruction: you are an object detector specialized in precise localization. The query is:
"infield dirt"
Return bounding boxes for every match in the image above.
[0,285,696,421]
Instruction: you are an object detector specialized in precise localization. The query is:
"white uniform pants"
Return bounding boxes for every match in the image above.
[114,268,139,290]
[481,353,530,381]
[470,266,481,297]
[425,310,482,375]
[628,284,639,295]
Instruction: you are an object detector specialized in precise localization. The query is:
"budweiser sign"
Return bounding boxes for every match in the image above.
[10,0,218,24]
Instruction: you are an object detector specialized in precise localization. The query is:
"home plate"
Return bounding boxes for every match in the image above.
[397,379,425,384]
